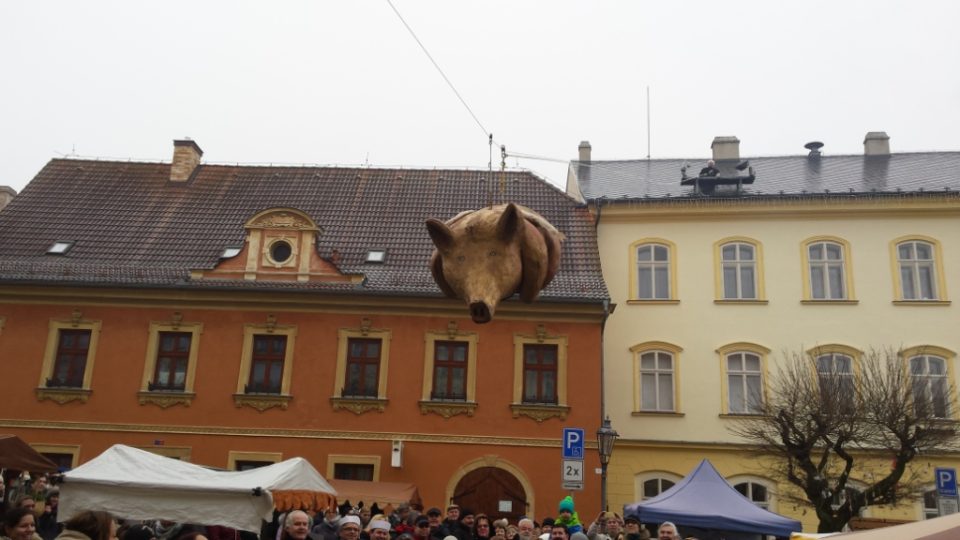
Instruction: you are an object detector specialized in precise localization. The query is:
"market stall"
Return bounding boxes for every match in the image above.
[625,459,802,539]
[59,445,336,532]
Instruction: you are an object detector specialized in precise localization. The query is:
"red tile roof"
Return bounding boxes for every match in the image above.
[0,159,608,303]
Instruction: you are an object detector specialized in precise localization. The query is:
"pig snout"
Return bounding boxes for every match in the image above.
[469,301,493,324]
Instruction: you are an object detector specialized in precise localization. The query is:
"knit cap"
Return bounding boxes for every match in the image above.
[558,496,574,513]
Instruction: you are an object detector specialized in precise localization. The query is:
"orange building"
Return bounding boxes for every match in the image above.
[0,140,610,521]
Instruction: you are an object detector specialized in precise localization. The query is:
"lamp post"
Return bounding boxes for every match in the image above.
[597,416,619,511]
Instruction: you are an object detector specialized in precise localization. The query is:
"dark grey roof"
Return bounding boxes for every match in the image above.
[570,152,960,201]
[0,159,608,303]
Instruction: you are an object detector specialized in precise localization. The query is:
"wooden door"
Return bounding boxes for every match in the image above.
[453,467,528,522]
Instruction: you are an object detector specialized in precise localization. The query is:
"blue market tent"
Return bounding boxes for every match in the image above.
[624,459,802,538]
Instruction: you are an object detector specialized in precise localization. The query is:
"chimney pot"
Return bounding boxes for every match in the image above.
[171,139,203,182]
[578,141,592,162]
[863,131,890,156]
[711,136,740,161]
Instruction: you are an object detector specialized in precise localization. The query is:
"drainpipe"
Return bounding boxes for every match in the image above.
[599,298,610,421]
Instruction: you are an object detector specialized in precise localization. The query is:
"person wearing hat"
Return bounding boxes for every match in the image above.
[368,519,391,540]
[424,509,442,534]
[553,497,581,535]
[411,518,431,540]
[621,516,644,540]
[537,518,553,540]
[432,505,468,540]
[338,516,362,540]
[458,509,475,540]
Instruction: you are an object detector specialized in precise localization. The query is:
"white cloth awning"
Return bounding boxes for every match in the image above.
[60,445,336,532]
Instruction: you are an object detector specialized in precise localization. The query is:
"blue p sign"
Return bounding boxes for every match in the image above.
[936,467,958,497]
[563,428,584,459]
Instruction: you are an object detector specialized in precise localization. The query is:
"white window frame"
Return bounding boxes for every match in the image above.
[909,355,951,418]
[726,352,765,414]
[808,241,848,300]
[720,241,759,300]
[635,471,682,501]
[631,342,682,413]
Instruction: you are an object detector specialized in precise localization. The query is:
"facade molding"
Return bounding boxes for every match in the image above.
[0,418,587,449]
[419,400,478,418]
[593,196,960,221]
[0,287,609,324]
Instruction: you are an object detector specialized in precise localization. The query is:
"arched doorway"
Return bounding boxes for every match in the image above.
[452,466,528,522]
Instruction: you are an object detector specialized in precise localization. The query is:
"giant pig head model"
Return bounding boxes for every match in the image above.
[426,203,563,324]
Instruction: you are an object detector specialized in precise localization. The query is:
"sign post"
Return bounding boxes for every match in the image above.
[562,428,584,491]
[935,467,959,516]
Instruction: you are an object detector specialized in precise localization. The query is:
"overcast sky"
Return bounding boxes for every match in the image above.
[2,1,959,193]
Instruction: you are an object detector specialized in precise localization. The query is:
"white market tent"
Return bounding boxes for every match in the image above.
[831,511,960,539]
[60,445,337,532]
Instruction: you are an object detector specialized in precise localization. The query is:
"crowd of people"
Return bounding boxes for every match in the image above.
[1,474,693,540]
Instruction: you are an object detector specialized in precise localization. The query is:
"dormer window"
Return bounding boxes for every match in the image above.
[366,250,386,263]
[47,241,74,255]
[194,207,362,285]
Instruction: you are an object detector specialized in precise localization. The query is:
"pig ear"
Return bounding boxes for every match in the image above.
[496,203,523,242]
[426,219,454,251]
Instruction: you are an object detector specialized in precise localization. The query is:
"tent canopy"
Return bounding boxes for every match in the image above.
[832,511,960,539]
[60,445,336,532]
[0,435,58,472]
[625,459,802,538]
[328,479,421,508]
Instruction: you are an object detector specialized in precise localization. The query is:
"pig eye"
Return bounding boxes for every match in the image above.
[457,255,466,263]
[488,250,498,257]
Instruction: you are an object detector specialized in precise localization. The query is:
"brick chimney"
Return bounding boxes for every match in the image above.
[711,136,740,161]
[578,141,592,162]
[863,131,890,156]
[171,139,203,182]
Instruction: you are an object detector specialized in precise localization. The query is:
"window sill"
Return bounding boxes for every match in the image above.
[511,403,570,423]
[35,387,91,404]
[893,300,951,306]
[138,390,196,409]
[331,396,388,415]
[800,299,859,305]
[714,299,768,305]
[233,393,292,412]
[626,299,680,306]
[718,413,767,419]
[419,400,477,418]
[631,410,684,417]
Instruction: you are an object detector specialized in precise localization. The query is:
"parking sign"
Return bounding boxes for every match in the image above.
[936,467,958,498]
[562,428,584,459]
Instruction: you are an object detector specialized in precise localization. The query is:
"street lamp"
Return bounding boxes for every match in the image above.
[597,416,619,511]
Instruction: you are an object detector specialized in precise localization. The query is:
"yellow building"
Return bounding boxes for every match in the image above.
[567,134,960,531]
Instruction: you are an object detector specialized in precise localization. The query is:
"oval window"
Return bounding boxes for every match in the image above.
[270,240,293,263]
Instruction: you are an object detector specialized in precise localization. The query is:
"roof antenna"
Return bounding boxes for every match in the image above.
[646,86,651,159]
[487,133,493,207]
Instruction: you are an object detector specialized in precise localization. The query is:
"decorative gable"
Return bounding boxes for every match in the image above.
[192,208,361,284]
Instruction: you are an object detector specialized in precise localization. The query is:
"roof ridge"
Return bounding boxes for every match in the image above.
[573,149,960,164]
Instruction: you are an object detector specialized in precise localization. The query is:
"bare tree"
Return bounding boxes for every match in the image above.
[729,348,957,533]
